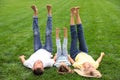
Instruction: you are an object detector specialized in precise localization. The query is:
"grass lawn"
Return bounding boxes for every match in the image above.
[0,0,120,80]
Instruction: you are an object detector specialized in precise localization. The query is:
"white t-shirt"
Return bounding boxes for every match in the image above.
[23,49,55,69]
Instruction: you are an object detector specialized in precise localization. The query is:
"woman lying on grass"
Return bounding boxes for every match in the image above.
[53,28,74,74]
[69,7,105,78]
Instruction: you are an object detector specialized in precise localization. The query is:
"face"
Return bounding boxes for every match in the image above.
[82,62,102,77]
[58,62,70,73]
[60,62,69,69]
[83,62,94,71]
[33,60,44,71]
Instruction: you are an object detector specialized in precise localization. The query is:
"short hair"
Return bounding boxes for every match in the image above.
[33,68,44,75]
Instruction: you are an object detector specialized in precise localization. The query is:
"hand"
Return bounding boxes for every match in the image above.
[19,55,26,63]
[19,55,26,59]
[101,52,105,57]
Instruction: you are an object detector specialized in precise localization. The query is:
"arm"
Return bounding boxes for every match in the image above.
[68,55,75,64]
[96,52,105,64]
[53,53,57,61]
[19,55,26,64]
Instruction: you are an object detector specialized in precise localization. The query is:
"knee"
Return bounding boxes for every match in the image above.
[34,30,40,36]
[46,30,51,36]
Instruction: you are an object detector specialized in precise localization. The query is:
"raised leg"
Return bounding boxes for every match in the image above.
[62,28,68,57]
[43,5,53,53]
[31,5,42,52]
[56,28,62,58]
[70,8,79,60]
[75,7,88,53]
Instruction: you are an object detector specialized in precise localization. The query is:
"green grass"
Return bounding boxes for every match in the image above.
[0,0,120,80]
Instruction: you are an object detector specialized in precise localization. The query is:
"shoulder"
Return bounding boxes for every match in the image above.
[44,59,55,67]
[23,60,33,69]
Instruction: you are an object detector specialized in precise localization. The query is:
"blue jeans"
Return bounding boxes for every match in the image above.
[56,38,68,58]
[70,24,88,60]
[33,16,52,53]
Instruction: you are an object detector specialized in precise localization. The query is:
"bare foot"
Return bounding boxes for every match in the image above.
[47,4,52,15]
[75,7,80,16]
[70,7,76,16]
[56,28,60,39]
[31,5,38,16]
[64,27,67,38]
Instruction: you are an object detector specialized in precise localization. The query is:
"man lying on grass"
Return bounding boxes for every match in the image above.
[19,4,54,75]
[69,7,105,78]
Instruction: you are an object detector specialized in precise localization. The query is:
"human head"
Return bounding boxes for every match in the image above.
[58,64,72,74]
[83,62,102,78]
[82,62,96,71]
[84,69,102,78]
[32,60,44,75]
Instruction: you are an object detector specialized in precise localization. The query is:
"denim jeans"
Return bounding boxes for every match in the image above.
[33,16,52,53]
[70,24,88,60]
[56,38,68,58]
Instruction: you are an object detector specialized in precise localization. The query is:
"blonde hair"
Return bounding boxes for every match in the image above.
[85,69,102,78]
